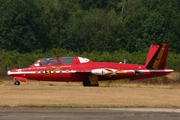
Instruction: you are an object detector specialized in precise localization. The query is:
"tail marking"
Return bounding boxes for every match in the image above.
[145,43,169,69]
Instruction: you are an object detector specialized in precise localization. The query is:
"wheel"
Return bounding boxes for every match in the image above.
[14,81,20,85]
[83,81,99,87]
[91,84,99,87]
[83,81,90,86]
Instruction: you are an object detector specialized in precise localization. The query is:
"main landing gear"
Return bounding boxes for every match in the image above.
[14,78,20,85]
[83,74,99,87]
[83,81,99,87]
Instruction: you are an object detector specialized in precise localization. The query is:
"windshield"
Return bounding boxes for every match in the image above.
[33,60,42,67]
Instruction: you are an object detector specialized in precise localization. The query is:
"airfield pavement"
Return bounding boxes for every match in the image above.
[1,108,180,120]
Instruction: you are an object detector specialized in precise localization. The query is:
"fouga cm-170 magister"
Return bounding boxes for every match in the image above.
[7,43,173,86]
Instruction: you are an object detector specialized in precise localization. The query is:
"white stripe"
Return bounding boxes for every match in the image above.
[8,71,35,75]
[71,70,77,73]
[8,70,77,75]
[137,69,174,72]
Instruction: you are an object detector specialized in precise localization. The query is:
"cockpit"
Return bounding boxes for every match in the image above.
[32,56,92,67]
[33,57,74,67]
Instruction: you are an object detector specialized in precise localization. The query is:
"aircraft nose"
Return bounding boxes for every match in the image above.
[7,70,11,75]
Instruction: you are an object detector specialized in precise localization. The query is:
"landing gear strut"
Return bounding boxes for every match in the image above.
[83,74,99,87]
[14,78,20,85]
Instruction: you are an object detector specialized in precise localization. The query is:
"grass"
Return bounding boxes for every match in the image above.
[0,80,180,108]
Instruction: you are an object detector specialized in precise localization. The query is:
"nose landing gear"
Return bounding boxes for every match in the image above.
[14,78,20,85]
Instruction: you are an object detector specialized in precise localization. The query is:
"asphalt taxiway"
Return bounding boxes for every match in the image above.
[0,108,180,120]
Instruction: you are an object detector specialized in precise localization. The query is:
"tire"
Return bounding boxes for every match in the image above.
[14,81,20,85]
[91,84,99,87]
[83,81,90,86]
[83,81,99,87]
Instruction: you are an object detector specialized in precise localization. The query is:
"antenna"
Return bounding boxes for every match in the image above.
[124,59,126,64]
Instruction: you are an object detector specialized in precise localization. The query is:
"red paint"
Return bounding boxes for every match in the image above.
[14,77,27,82]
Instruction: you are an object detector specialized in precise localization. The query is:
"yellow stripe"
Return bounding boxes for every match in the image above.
[152,44,166,69]
[106,70,113,74]
[115,70,127,74]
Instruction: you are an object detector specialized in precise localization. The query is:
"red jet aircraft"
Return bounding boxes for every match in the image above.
[7,43,173,86]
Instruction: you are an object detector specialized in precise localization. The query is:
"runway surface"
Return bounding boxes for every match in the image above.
[0,108,180,120]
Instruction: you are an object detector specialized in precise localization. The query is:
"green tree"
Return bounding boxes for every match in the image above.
[62,8,122,53]
[0,0,6,7]
[0,0,50,53]
[34,0,80,49]
[78,0,109,10]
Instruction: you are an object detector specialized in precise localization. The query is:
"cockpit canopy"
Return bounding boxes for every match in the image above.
[32,56,92,67]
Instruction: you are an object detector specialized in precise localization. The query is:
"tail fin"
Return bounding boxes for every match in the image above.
[145,43,169,69]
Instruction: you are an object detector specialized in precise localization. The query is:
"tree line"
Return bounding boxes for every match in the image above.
[1,0,180,53]
[0,0,180,75]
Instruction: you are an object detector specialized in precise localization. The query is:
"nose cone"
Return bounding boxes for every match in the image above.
[7,68,19,76]
[7,70,11,75]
